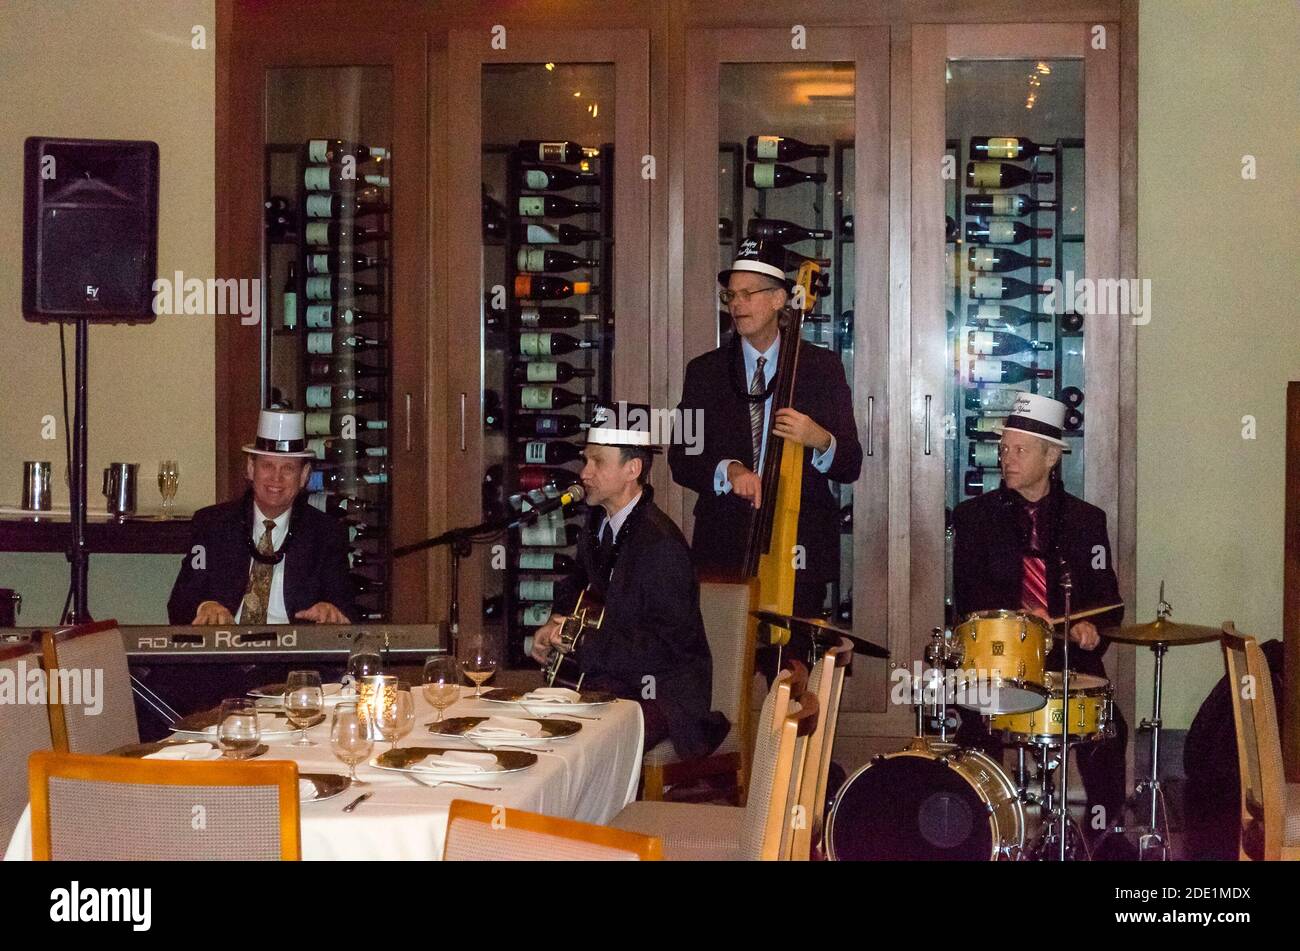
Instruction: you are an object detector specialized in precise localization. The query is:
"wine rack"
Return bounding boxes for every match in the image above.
[482,140,615,667]
[263,138,394,621]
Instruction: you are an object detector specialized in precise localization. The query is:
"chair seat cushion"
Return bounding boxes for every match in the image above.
[1286,783,1300,847]
[642,728,738,768]
[610,801,744,861]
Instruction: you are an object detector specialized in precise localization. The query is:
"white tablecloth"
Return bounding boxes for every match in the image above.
[4,686,644,861]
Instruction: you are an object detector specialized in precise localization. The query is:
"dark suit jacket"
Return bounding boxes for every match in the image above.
[952,484,1123,676]
[167,490,357,624]
[554,486,728,759]
[669,336,862,584]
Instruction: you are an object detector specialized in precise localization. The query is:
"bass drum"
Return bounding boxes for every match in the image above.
[826,739,1024,861]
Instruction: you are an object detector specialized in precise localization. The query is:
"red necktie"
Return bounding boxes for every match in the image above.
[1020,503,1049,614]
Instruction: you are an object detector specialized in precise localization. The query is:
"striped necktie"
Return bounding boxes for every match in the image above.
[749,355,767,470]
[1020,503,1049,614]
[241,519,277,624]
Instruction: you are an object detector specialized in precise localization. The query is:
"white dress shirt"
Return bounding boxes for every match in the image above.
[598,490,643,544]
[235,503,291,624]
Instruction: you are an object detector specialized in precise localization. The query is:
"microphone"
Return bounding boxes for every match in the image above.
[511,482,586,526]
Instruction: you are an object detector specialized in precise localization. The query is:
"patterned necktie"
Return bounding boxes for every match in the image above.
[1020,503,1049,614]
[241,519,277,624]
[749,355,768,471]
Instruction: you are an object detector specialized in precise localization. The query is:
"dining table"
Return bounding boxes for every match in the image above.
[4,684,645,861]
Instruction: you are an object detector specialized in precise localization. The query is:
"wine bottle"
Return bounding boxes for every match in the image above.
[347,523,386,543]
[968,247,1052,273]
[305,221,385,247]
[306,385,383,409]
[514,275,593,300]
[718,218,733,240]
[522,164,599,191]
[518,440,585,465]
[965,387,1026,413]
[519,331,598,357]
[746,217,832,244]
[306,188,388,219]
[839,503,852,533]
[1064,408,1084,431]
[306,252,382,275]
[969,275,1053,301]
[969,441,1003,467]
[965,194,1059,217]
[307,139,388,165]
[514,413,589,438]
[519,525,583,548]
[515,248,599,273]
[266,196,293,240]
[966,304,1049,327]
[967,329,1053,357]
[518,195,600,218]
[965,220,1054,245]
[1059,311,1084,333]
[484,464,580,494]
[482,184,507,240]
[282,263,298,331]
[965,470,1002,496]
[946,216,958,242]
[515,306,600,330]
[308,464,387,494]
[517,578,562,602]
[782,248,832,270]
[307,332,383,355]
[841,215,854,238]
[307,436,387,459]
[481,389,504,431]
[305,411,388,436]
[1059,386,1085,407]
[511,362,595,385]
[745,134,830,163]
[304,165,389,191]
[305,304,388,329]
[517,385,594,411]
[306,359,387,381]
[966,162,1053,189]
[965,418,1007,443]
[308,492,378,516]
[350,573,388,595]
[305,276,382,300]
[837,597,852,625]
[524,222,600,245]
[518,140,591,164]
[968,359,1052,385]
[349,550,385,570]
[745,163,827,189]
[518,551,578,573]
[969,136,1057,160]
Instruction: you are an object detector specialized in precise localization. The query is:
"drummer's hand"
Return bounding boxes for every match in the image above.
[727,462,763,509]
[772,408,832,453]
[193,600,234,625]
[295,602,350,624]
[1026,606,1052,622]
[1069,620,1101,650]
[530,616,565,665]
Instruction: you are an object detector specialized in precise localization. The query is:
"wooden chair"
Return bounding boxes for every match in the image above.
[40,619,139,754]
[28,750,301,860]
[789,637,853,861]
[444,799,662,861]
[0,640,54,849]
[640,581,753,803]
[610,669,818,860]
[1220,623,1300,860]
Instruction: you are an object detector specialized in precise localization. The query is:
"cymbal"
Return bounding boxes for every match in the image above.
[1109,617,1221,646]
[750,610,889,659]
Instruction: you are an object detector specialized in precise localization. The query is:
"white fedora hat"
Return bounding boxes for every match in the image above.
[242,409,317,459]
[994,392,1071,450]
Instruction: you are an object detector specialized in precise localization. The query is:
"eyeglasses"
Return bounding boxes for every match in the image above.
[719,287,783,306]
[997,442,1047,459]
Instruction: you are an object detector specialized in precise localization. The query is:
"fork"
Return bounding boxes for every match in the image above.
[403,773,501,792]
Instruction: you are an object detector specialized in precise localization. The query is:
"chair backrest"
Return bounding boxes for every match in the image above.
[739,669,804,860]
[777,686,819,860]
[41,620,139,754]
[444,799,662,860]
[28,750,300,860]
[789,638,852,860]
[0,641,54,848]
[698,581,755,757]
[1220,622,1286,860]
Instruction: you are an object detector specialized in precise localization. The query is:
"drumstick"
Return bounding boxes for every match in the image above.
[1047,602,1124,626]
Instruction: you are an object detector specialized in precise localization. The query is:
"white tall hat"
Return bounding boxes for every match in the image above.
[242,409,316,458]
[994,392,1070,450]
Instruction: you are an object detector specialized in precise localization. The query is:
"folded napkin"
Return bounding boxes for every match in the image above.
[204,713,285,736]
[323,683,345,697]
[299,779,320,800]
[521,687,582,704]
[413,750,500,774]
[144,742,222,761]
[468,716,545,739]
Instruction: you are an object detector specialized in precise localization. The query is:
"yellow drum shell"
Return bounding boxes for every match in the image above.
[953,610,1053,715]
[991,672,1114,744]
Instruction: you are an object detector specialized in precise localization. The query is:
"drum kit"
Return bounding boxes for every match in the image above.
[815,584,1215,862]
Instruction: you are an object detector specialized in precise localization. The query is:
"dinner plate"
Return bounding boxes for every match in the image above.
[111,740,270,759]
[249,682,351,704]
[427,716,581,744]
[369,745,537,776]
[299,773,351,802]
[478,687,617,712]
[171,709,302,741]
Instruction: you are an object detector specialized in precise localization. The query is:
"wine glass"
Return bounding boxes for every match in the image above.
[347,633,384,682]
[284,670,324,747]
[422,655,462,723]
[459,630,500,699]
[394,689,415,744]
[157,460,179,519]
[330,703,373,786]
[217,698,261,759]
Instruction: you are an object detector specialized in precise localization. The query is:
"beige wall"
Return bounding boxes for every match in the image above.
[1135,0,1300,727]
[0,0,216,623]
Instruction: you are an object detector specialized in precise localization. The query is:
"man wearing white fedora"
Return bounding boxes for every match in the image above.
[167,409,356,625]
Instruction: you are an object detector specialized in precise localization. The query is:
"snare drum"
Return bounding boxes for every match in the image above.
[952,609,1052,715]
[991,671,1114,746]
[825,738,1024,861]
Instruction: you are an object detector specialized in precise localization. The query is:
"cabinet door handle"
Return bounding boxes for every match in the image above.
[405,393,413,452]
[924,394,932,456]
[458,393,466,452]
[866,395,875,457]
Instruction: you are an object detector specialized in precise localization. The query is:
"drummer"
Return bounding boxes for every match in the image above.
[952,393,1128,845]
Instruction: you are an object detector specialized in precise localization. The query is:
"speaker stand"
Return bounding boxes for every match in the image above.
[66,317,91,622]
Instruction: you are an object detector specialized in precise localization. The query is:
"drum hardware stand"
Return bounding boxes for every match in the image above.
[1022,741,1091,861]
[1056,567,1074,861]
[1126,583,1174,861]
[921,627,961,741]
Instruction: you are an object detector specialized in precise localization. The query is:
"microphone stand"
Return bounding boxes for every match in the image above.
[1058,564,1073,862]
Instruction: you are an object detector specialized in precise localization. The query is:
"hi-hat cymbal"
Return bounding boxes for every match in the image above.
[750,610,889,659]
[1110,617,1221,646]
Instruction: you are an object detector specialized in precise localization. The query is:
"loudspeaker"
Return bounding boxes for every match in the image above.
[22,137,160,323]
